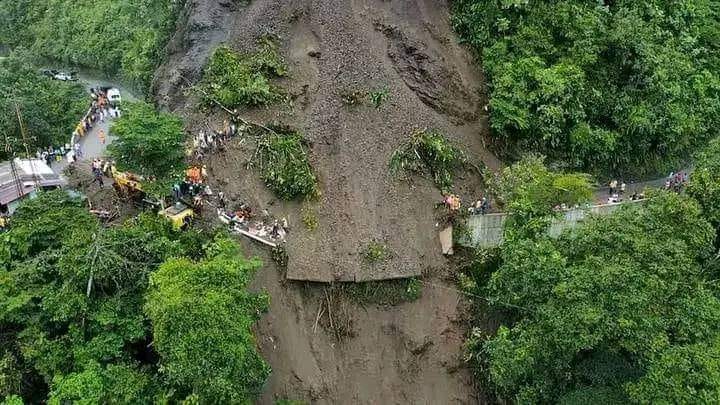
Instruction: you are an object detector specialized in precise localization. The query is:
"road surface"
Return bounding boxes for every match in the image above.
[52,75,136,174]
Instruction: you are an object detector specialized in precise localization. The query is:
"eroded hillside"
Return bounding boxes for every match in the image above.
[154,0,495,402]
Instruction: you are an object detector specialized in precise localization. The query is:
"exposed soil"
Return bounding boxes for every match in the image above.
[154,0,496,403]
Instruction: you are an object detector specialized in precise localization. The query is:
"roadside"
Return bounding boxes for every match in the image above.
[51,74,137,174]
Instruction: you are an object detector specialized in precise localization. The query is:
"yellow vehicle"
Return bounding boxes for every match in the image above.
[111,166,144,197]
[160,202,194,230]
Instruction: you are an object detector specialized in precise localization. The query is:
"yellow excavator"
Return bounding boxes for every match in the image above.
[160,201,194,230]
[111,165,194,230]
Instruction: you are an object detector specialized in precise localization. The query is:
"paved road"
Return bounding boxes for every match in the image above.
[53,113,117,175]
[52,75,136,175]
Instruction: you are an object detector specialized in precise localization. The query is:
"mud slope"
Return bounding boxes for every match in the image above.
[154,0,493,402]
[155,0,498,283]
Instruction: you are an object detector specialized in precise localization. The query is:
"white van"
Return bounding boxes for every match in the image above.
[106,88,121,105]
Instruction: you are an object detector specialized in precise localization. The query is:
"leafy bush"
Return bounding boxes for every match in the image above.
[340,87,389,108]
[257,127,318,200]
[452,0,720,177]
[485,155,593,237]
[369,88,389,108]
[472,192,720,403]
[108,102,186,179]
[687,137,720,226]
[199,41,287,109]
[0,0,181,90]
[363,240,391,264]
[389,129,467,192]
[0,51,86,159]
[301,204,319,231]
[146,236,271,403]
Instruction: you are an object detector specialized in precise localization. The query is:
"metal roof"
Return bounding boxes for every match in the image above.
[0,158,66,205]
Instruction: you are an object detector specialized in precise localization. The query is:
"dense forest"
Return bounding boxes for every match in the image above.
[462,144,720,403]
[0,0,182,90]
[3,0,720,403]
[453,0,720,176]
[0,192,270,403]
[0,51,86,160]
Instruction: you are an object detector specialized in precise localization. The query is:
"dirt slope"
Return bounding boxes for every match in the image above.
[155,0,498,283]
[154,0,495,402]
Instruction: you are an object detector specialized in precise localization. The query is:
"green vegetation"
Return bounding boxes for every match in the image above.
[452,0,720,176]
[0,51,86,159]
[368,88,389,108]
[199,42,287,110]
[0,191,270,403]
[0,0,181,90]
[363,240,391,264]
[257,127,318,200]
[464,157,720,403]
[146,236,271,402]
[301,204,319,231]
[486,155,592,237]
[390,129,467,192]
[340,87,389,108]
[687,137,720,226]
[108,101,186,179]
[342,278,422,306]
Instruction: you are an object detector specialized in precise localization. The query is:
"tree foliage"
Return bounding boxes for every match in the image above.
[257,127,318,200]
[146,236,271,402]
[0,0,182,90]
[452,0,720,176]
[687,137,720,226]
[0,50,86,160]
[486,155,592,237]
[199,41,287,109]
[389,129,467,192]
[108,101,186,179]
[467,181,720,402]
[0,191,269,403]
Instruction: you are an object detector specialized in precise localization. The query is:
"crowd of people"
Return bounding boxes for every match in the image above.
[189,120,239,161]
[37,88,119,168]
[219,204,290,244]
[665,171,689,192]
[184,119,290,245]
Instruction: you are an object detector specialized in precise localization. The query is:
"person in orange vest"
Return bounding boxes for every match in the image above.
[98,129,106,144]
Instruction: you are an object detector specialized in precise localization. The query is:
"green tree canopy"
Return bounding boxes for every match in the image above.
[471,189,720,403]
[0,50,86,160]
[687,137,720,227]
[485,155,593,237]
[108,101,186,179]
[0,191,268,403]
[146,236,271,403]
[453,0,720,176]
[0,0,182,90]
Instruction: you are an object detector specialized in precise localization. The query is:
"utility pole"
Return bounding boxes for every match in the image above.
[14,103,39,188]
[3,131,24,201]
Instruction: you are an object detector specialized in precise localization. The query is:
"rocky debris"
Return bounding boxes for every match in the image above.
[375,21,481,122]
[408,336,434,355]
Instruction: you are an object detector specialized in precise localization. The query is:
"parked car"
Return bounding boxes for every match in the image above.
[53,71,77,81]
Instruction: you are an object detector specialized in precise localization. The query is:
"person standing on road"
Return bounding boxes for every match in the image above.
[99,129,106,144]
[609,179,617,195]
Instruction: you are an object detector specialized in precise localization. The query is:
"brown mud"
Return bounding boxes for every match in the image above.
[154,0,496,403]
